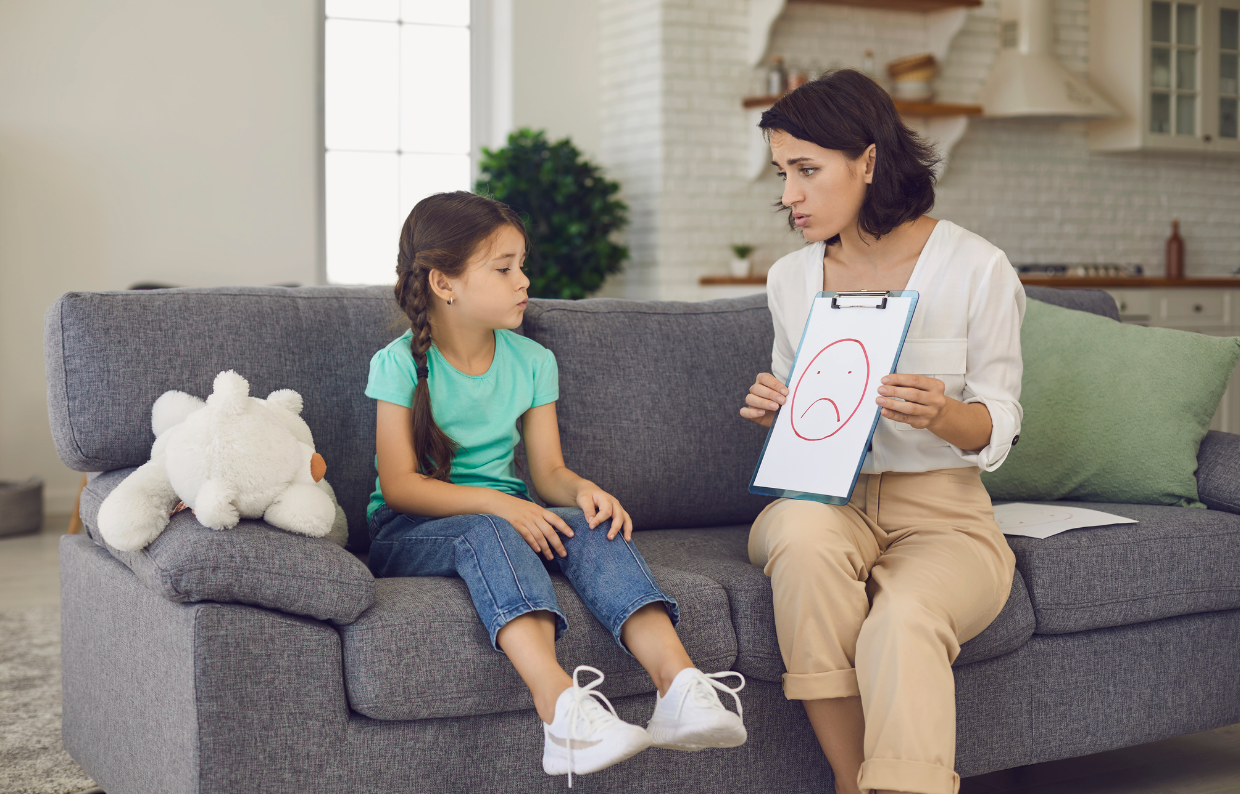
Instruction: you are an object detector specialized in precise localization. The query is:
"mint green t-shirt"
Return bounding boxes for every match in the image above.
[365,329,559,521]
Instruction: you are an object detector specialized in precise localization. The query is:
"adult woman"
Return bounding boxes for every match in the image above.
[741,70,1024,794]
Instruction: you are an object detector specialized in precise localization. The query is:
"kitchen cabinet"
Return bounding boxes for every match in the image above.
[1089,0,1240,154]
[1105,287,1240,432]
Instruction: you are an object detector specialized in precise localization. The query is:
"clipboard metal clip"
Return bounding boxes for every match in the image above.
[831,291,889,310]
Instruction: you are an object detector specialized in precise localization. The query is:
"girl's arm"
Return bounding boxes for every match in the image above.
[522,401,634,541]
[375,400,576,559]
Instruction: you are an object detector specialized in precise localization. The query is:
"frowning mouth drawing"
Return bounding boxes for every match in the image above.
[789,339,870,441]
[799,398,840,422]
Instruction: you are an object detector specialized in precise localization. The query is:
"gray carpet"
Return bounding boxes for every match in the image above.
[0,605,97,794]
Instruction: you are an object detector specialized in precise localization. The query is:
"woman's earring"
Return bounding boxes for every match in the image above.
[448,296,454,306]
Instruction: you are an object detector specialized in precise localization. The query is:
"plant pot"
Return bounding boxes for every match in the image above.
[0,477,43,537]
[730,258,752,278]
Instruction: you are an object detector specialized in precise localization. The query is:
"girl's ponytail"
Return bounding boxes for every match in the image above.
[392,191,528,482]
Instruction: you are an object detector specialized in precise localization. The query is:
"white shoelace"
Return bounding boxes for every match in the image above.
[561,665,620,788]
[668,669,746,723]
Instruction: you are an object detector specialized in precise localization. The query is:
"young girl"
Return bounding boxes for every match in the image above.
[365,191,746,783]
[741,71,1022,794]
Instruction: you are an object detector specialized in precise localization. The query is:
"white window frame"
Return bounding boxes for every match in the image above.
[316,0,512,285]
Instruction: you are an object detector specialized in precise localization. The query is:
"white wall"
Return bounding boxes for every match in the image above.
[512,0,602,159]
[0,0,323,511]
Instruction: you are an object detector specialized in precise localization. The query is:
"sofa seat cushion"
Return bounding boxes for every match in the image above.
[630,527,1036,682]
[1005,502,1240,635]
[339,565,737,721]
[79,468,376,624]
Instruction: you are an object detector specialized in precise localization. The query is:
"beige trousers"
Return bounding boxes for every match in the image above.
[748,468,1016,794]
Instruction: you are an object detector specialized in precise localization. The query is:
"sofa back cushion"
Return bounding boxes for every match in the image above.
[521,295,775,530]
[45,286,399,550]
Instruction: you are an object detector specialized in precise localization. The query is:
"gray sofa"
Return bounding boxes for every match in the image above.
[46,285,1240,794]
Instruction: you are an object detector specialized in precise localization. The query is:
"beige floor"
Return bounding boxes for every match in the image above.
[3,516,1239,794]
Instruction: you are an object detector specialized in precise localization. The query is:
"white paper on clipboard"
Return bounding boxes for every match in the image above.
[751,291,918,503]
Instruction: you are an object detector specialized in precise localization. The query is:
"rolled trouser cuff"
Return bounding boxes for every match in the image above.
[858,757,960,794]
[781,668,860,700]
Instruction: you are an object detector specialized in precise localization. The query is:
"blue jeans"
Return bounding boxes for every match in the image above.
[367,503,679,654]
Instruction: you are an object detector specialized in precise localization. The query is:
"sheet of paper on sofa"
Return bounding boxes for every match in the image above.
[992,502,1137,539]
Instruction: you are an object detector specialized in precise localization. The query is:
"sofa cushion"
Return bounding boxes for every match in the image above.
[1196,430,1240,515]
[1005,501,1240,634]
[45,286,399,550]
[340,565,737,721]
[630,527,1036,681]
[1022,285,1121,321]
[79,468,376,624]
[520,295,775,530]
[982,298,1240,507]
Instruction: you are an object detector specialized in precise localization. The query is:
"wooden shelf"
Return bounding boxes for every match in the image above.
[1020,276,1240,289]
[700,275,768,286]
[701,275,1240,289]
[742,94,982,117]
[789,0,981,8]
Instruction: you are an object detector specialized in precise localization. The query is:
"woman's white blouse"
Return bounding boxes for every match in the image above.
[766,220,1026,474]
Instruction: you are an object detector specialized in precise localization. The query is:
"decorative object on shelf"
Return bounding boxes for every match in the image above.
[788,66,809,90]
[730,244,755,278]
[862,49,876,78]
[767,56,788,96]
[476,129,628,299]
[888,52,938,101]
[1166,219,1185,280]
[1017,264,1145,278]
[0,478,42,537]
[980,0,1119,118]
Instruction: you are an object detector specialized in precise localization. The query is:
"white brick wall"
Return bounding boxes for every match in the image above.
[596,0,1240,301]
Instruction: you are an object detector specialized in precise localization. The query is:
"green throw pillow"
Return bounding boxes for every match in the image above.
[980,298,1240,508]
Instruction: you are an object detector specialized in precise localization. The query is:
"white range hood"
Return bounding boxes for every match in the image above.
[979,0,1120,118]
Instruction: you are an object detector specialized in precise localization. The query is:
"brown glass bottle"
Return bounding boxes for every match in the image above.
[1165,219,1184,280]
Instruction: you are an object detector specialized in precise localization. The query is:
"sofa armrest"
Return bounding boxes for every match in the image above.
[60,535,351,794]
[1196,430,1240,514]
[79,468,375,624]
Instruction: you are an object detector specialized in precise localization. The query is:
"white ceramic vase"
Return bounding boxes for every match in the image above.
[730,258,751,278]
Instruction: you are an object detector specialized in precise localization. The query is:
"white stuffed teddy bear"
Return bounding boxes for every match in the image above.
[97,370,348,552]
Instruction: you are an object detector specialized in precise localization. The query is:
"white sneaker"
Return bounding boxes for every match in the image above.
[646,668,747,751]
[542,665,653,786]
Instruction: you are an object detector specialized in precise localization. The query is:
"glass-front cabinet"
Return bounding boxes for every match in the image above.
[1090,0,1240,154]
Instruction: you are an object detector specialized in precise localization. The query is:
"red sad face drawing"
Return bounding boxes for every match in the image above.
[790,339,870,441]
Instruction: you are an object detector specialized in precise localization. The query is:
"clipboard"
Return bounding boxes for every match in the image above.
[749,290,919,504]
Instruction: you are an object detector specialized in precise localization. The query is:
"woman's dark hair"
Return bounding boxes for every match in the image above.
[759,69,939,245]
[393,191,528,482]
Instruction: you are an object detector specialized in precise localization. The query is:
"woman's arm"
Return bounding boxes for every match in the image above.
[876,375,992,452]
[522,401,634,540]
[375,400,576,559]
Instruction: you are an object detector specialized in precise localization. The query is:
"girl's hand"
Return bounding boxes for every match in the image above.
[576,485,633,541]
[490,493,575,560]
[741,372,787,428]
[877,374,949,430]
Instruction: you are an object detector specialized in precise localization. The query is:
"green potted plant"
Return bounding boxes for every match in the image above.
[730,244,755,278]
[475,129,628,299]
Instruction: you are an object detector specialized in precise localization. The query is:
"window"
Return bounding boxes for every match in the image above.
[325,0,473,284]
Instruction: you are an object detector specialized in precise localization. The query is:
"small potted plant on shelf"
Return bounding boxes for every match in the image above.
[730,244,755,278]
